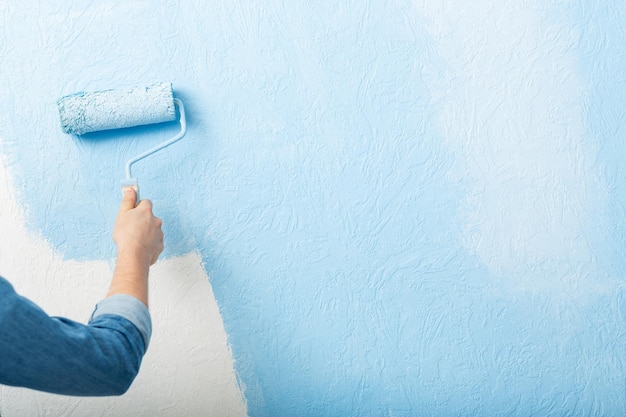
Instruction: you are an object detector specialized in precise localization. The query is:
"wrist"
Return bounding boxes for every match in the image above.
[114,254,150,280]
[116,245,153,269]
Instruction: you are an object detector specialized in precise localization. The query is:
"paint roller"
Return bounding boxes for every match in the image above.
[56,82,187,198]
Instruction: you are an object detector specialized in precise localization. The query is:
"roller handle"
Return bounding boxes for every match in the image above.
[121,178,140,203]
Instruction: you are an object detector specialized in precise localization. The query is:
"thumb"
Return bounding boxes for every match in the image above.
[118,187,137,215]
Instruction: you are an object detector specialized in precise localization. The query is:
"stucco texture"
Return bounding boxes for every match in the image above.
[1,1,626,416]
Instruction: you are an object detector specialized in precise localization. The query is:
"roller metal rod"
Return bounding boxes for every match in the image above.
[125,98,187,180]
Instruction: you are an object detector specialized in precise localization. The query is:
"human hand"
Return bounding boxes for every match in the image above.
[113,188,164,266]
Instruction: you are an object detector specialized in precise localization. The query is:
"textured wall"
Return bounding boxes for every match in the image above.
[1,1,626,416]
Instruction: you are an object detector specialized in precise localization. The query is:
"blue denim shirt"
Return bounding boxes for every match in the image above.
[0,275,151,396]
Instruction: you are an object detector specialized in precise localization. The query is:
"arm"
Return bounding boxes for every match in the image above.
[108,187,164,307]
[0,188,164,396]
[0,280,146,396]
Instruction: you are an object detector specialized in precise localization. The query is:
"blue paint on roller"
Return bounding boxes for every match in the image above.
[57,82,187,201]
[57,82,177,135]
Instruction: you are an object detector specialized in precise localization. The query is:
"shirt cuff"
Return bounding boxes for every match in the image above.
[90,294,152,350]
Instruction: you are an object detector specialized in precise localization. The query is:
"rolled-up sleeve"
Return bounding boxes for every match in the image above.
[0,276,151,396]
[90,294,152,350]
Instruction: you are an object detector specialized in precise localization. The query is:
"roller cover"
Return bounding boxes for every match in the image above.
[57,82,177,134]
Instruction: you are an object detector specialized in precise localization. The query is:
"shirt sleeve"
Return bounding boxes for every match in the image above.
[90,294,152,350]
[0,276,151,396]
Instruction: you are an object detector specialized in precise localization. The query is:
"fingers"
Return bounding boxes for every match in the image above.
[135,200,161,225]
[136,198,152,210]
[118,187,137,216]
[131,199,164,264]
[112,191,164,265]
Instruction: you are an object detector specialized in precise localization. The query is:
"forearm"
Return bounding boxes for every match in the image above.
[107,250,150,307]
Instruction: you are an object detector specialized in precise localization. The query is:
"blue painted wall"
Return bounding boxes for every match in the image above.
[1,1,626,415]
